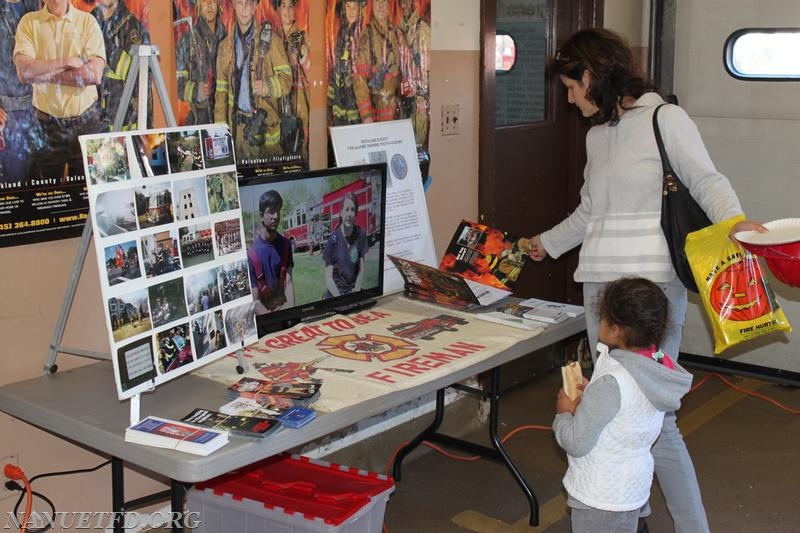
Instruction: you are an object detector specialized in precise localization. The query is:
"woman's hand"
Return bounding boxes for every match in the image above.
[528,234,548,261]
[730,219,768,240]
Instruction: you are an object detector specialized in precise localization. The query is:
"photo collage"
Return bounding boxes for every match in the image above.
[81,125,257,400]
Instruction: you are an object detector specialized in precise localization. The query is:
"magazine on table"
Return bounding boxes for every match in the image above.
[180,408,280,440]
[124,416,228,456]
[388,255,511,309]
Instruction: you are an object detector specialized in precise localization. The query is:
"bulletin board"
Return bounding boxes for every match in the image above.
[80,123,258,400]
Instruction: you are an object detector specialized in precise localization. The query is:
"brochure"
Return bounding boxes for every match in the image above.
[180,408,280,440]
[493,302,568,324]
[124,416,228,456]
[218,396,293,419]
[277,407,317,429]
[227,377,321,406]
[519,297,585,318]
[473,309,546,333]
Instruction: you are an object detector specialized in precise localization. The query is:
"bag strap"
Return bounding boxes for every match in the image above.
[652,103,673,177]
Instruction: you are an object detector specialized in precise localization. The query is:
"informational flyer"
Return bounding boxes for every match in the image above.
[330,119,437,293]
[80,124,258,400]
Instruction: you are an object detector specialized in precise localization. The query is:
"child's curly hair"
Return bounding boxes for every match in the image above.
[597,278,669,349]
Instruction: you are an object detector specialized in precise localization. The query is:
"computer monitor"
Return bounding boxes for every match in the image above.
[239,163,387,336]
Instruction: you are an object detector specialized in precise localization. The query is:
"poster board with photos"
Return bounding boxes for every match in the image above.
[80,124,258,400]
[330,119,437,294]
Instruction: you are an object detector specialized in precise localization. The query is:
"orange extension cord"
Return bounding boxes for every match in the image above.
[3,464,32,533]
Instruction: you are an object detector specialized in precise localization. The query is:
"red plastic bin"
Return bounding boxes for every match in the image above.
[188,454,395,533]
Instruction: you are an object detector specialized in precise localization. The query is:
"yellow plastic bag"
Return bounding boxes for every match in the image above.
[685,216,792,353]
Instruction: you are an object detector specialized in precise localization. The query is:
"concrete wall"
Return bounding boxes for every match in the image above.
[0,0,482,520]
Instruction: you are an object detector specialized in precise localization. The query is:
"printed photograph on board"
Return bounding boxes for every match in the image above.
[141,229,182,278]
[185,267,222,314]
[108,288,151,342]
[174,176,211,221]
[191,308,226,358]
[156,321,195,374]
[95,188,138,236]
[84,136,131,185]
[149,277,189,328]
[103,239,142,286]
[172,0,310,175]
[206,171,240,213]
[179,222,214,267]
[136,182,175,229]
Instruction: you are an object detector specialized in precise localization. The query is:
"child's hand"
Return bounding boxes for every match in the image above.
[576,376,589,391]
[556,387,580,414]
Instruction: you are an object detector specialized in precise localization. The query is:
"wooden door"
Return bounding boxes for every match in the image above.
[479,0,603,304]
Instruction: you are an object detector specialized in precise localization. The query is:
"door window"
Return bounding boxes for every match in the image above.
[495,0,549,126]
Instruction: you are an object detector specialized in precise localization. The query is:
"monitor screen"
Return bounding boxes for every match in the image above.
[239,163,387,336]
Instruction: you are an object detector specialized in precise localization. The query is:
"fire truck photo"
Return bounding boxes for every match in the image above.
[282,177,380,253]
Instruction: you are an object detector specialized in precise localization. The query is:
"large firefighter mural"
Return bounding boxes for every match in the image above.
[172,0,310,174]
[325,0,431,172]
[0,0,150,247]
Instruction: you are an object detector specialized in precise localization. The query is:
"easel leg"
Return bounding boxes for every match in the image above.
[45,220,93,373]
[391,388,446,481]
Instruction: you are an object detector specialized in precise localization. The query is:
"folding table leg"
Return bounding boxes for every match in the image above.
[487,367,539,526]
[391,388,446,480]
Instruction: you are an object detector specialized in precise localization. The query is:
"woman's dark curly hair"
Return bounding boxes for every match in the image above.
[549,28,659,126]
[597,277,669,350]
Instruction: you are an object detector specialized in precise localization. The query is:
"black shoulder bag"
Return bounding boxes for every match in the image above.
[654,103,712,293]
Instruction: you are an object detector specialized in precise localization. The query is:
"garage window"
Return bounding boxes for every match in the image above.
[724,28,800,80]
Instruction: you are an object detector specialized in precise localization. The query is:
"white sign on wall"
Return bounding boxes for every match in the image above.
[330,119,438,294]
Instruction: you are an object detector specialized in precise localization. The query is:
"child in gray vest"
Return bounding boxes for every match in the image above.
[554,277,693,533]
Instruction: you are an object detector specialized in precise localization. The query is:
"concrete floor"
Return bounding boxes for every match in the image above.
[369,366,800,532]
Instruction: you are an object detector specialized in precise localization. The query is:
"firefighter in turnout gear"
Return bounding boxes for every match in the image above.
[214,0,291,161]
[397,0,430,147]
[327,0,365,126]
[353,0,399,123]
[176,0,226,126]
[275,0,309,157]
[0,0,39,183]
[91,0,150,131]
